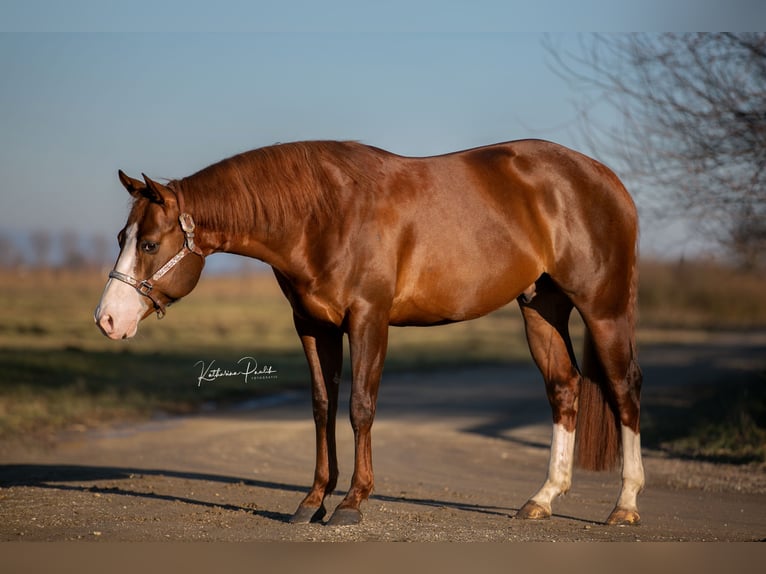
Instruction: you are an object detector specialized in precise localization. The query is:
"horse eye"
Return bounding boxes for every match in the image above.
[140,241,159,254]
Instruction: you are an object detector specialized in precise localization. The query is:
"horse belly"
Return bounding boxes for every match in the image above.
[388,254,540,326]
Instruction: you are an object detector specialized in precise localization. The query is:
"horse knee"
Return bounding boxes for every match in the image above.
[312,397,330,423]
[349,395,376,431]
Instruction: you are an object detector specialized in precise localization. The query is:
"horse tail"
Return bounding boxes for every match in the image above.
[575,327,621,471]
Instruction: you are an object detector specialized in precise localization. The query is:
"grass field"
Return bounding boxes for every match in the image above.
[1,259,764,461]
[0,266,532,442]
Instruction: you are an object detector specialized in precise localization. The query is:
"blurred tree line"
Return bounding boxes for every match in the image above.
[0,229,114,270]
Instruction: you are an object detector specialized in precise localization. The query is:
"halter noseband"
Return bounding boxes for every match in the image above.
[108,213,204,319]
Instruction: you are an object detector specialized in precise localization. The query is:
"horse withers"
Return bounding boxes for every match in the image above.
[95,139,644,526]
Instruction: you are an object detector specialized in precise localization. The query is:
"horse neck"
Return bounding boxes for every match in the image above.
[172,171,319,271]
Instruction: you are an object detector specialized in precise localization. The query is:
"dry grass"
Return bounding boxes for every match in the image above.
[0,267,530,442]
[638,258,766,329]
[0,267,534,372]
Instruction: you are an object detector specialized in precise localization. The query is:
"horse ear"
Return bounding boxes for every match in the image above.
[118,170,147,198]
[141,174,175,206]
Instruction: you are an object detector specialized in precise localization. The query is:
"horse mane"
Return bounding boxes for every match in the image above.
[171,141,380,236]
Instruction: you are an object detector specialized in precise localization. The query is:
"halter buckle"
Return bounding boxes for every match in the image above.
[138,280,154,296]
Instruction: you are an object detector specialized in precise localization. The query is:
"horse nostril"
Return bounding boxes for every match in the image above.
[97,312,115,335]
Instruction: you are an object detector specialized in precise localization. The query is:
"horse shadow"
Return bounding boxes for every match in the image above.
[0,464,297,523]
[0,463,550,525]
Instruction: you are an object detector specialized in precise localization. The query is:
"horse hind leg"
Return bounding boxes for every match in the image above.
[582,315,644,525]
[516,276,581,520]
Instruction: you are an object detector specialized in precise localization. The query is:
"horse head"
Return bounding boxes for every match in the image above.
[94,172,205,339]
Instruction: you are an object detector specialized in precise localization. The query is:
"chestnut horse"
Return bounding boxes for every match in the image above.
[95,139,644,526]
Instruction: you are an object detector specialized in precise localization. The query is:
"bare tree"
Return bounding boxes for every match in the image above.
[545,33,766,268]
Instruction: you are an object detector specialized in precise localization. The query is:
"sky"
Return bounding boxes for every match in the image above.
[1,1,763,268]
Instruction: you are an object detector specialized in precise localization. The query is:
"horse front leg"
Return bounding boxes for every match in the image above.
[290,317,343,524]
[326,307,389,526]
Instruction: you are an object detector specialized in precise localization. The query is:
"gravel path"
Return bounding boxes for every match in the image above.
[1,335,765,542]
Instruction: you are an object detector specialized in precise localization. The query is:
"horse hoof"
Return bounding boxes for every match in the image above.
[327,507,362,526]
[516,500,551,520]
[606,507,641,525]
[289,504,326,524]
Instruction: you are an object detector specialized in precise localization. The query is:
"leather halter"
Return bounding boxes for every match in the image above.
[108,212,204,318]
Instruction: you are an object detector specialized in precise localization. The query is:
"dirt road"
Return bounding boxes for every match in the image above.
[1,334,765,542]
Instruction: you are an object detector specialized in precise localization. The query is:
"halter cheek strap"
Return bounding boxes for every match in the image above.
[108,213,204,319]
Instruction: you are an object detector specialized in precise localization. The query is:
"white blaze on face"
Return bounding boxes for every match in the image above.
[94,223,150,339]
